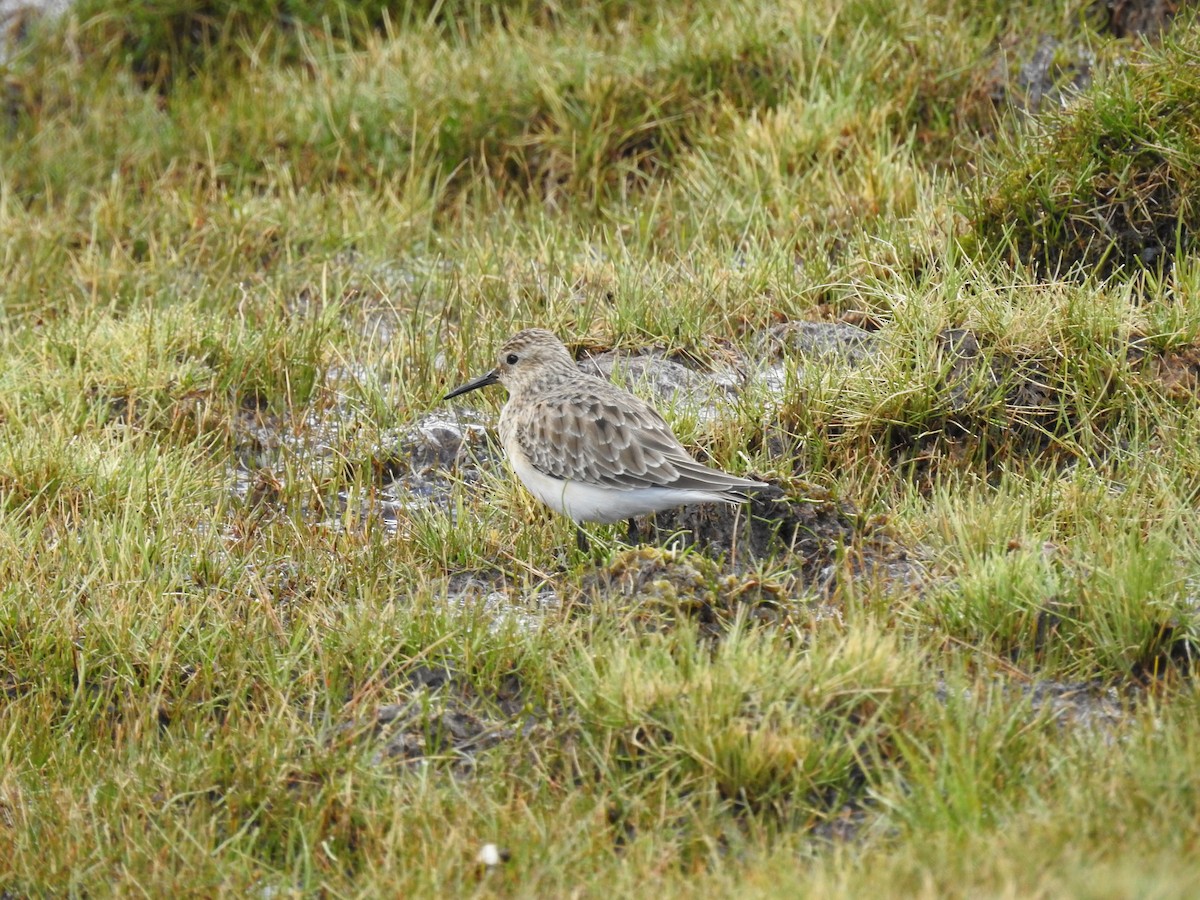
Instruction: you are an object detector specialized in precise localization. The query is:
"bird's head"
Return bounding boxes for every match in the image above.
[444,328,577,400]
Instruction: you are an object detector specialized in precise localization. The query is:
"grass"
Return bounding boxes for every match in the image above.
[2,0,1200,895]
[970,19,1200,279]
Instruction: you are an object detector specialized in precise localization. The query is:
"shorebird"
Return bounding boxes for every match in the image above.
[444,328,763,551]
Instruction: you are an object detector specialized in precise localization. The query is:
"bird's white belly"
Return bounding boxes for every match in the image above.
[509,454,735,523]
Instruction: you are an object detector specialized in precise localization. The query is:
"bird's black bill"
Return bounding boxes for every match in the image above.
[444,369,500,401]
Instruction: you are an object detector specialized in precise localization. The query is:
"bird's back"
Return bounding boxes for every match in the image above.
[501,369,759,495]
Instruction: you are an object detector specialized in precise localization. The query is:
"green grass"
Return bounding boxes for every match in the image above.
[970,21,1200,278]
[1,0,1199,895]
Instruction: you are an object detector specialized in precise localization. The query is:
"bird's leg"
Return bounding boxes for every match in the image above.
[575,525,591,554]
[626,517,641,546]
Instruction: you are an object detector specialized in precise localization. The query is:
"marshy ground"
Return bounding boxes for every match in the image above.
[1,0,1199,895]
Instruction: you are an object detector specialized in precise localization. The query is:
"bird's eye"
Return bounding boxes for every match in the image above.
[506,353,519,365]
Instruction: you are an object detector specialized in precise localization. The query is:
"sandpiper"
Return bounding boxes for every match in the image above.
[444,328,764,550]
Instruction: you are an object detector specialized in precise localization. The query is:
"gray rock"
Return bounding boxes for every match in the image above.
[1,0,71,64]
[579,347,741,421]
[764,321,876,364]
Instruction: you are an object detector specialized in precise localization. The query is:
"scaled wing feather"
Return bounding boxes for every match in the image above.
[515,390,758,494]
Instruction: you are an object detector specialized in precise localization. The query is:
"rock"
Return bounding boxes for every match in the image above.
[1,0,72,65]
[763,321,876,364]
[579,347,741,420]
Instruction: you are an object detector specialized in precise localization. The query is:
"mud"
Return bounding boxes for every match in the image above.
[922,328,1200,461]
[1132,607,1200,681]
[1142,346,1200,400]
[633,482,858,578]
[229,403,498,533]
[808,804,874,845]
[937,328,1060,422]
[371,703,513,766]
[580,545,818,636]
[1098,0,1186,38]
[1025,679,1129,734]
[342,664,534,771]
[764,320,876,363]
[993,37,1094,114]
[578,487,921,635]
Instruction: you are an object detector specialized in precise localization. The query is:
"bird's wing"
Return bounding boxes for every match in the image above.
[514,391,760,493]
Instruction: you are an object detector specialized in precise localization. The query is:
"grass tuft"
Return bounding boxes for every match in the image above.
[970,18,1200,280]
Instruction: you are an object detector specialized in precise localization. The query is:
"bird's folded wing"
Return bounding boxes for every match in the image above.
[515,395,758,493]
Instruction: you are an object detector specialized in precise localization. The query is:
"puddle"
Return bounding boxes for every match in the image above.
[443,572,561,634]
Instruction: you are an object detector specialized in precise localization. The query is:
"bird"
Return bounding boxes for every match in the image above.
[443,328,764,551]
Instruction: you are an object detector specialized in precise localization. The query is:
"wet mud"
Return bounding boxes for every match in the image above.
[339,665,534,771]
